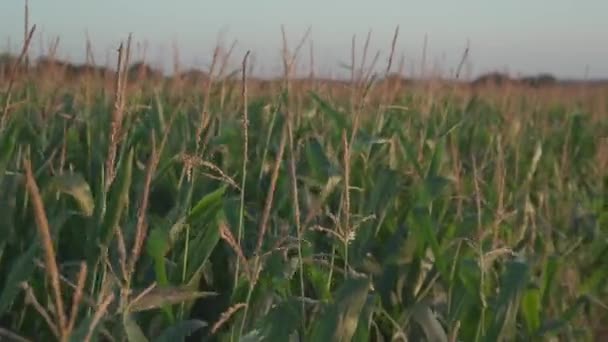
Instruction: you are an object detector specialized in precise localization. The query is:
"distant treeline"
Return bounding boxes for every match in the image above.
[0,53,208,83]
[470,71,560,88]
[1,53,605,87]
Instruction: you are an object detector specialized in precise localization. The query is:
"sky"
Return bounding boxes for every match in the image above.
[1,0,607,79]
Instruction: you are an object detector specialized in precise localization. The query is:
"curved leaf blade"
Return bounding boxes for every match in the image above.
[128,286,217,313]
[48,172,95,217]
[153,319,208,342]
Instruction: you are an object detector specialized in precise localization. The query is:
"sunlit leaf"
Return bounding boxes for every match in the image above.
[47,172,95,216]
[412,302,448,342]
[128,286,217,313]
[520,286,541,334]
[311,275,371,342]
[123,313,149,342]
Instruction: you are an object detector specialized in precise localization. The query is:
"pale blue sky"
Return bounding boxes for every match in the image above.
[1,0,606,79]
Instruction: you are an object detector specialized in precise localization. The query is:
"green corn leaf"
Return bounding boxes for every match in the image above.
[239,329,264,342]
[309,91,348,133]
[0,123,20,185]
[100,148,134,245]
[485,258,530,342]
[536,296,588,337]
[304,136,334,182]
[146,227,170,287]
[0,243,38,316]
[351,294,377,342]
[184,187,227,279]
[69,316,100,342]
[153,319,207,342]
[185,217,222,286]
[540,255,558,310]
[154,91,166,138]
[47,172,95,217]
[412,302,448,342]
[415,175,450,208]
[520,286,541,335]
[258,298,302,341]
[311,275,371,342]
[123,313,149,342]
[426,137,446,178]
[397,129,424,178]
[188,185,227,224]
[127,286,217,313]
[409,209,448,279]
[0,173,20,248]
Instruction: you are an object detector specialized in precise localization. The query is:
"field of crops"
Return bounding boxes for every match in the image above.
[0,33,608,342]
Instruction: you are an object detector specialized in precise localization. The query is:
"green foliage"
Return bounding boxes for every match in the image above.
[153,319,207,342]
[311,275,372,342]
[0,243,38,315]
[46,172,95,217]
[0,68,606,342]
